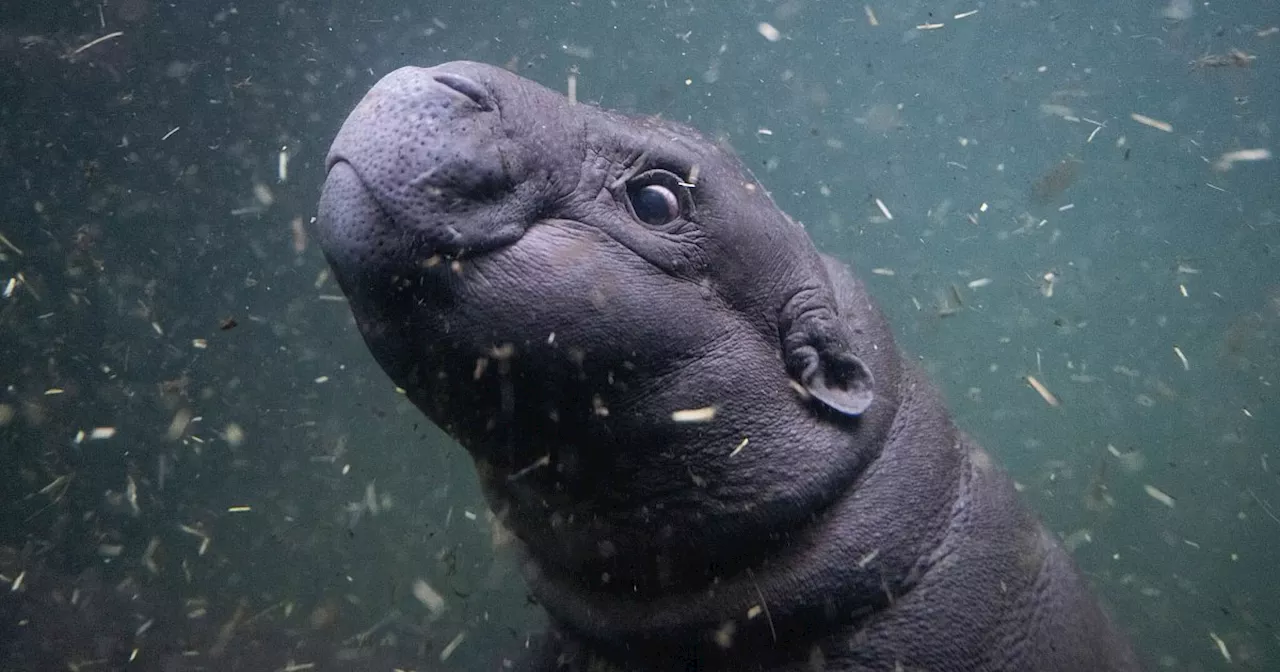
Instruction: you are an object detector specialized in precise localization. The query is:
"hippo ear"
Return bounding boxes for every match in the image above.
[783,309,875,416]
[796,346,874,416]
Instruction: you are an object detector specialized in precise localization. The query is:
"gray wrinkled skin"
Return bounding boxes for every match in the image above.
[315,61,1141,672]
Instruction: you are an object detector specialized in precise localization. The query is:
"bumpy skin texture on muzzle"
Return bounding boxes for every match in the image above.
[315,61,1141,671]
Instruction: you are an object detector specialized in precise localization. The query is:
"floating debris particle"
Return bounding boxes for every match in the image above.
[224,423,245,447]
[1063,529,1093,551]
[1172,346,1189,370]
[38,474,70,495]
[1106,444,1146,472]
[917,22,945,30]
[179,523,212,555]
[167,409,193,440]
[954,9,979,19]
[364,481,380,515]
[278,147,290,182]
[874,197,893,220]
[45,388,65,395]
[935,297,960,318]
[1244,487,1280,526]
[1212,148,1271,171]
[729,437,749,457]
[1143,484,1175,508]
[161,126,180,141]
[967,278,992,289]
[856,549,880,567]
[69,31,124,57]
[126,475,140,516]
[412,578,447,616]
[1039,103,1076,120]
[439,631,467,661]
[192,338,208,349]
[89,426,117,440]
[219,317,238,330]
[1130,113,1172,133]
[1208,631,1232,663]
[864,5,879,26]
[227,505,252,513]
[714,620,736,648]
[314,376,330,384]
[683,164,700,187]
[1192,49,1255,69]
[567,74,576,105]
[757,22,781,42]
[210,600,247,658]
[1025,376,1060,407]
[508,454,551,482]
[0,231,24,255]
[1040,271,1057,298]
[253,183,275,207]
[290,216,307,253]
[561,43,593,59]
[142,537,160,574]
[672,406,717,423]
[871,268,896,276]
[11,570,25,592]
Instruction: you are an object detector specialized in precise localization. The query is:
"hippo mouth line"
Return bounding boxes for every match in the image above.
[323,158,526,261]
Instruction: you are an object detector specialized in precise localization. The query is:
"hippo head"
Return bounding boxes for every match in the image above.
[315,61,881,598]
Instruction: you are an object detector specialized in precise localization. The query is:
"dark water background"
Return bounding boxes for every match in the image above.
[1,1,1277,670]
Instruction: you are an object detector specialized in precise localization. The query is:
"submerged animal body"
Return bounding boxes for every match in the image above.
[315,61,1141,671]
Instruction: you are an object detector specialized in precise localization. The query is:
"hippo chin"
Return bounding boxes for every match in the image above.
[314,60,1141,671]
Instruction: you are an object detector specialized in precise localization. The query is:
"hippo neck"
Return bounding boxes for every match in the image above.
[472,328,892,595]
[521,365,966,663]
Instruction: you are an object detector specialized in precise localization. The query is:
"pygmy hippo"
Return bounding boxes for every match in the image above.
[314,60,1141,671]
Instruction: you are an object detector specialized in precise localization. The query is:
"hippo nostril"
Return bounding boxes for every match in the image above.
[431,72,493,111]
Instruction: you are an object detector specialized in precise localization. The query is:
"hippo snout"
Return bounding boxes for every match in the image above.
[317,63,547,281]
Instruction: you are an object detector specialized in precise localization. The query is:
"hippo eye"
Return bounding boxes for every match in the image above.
[628,183,681,226]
